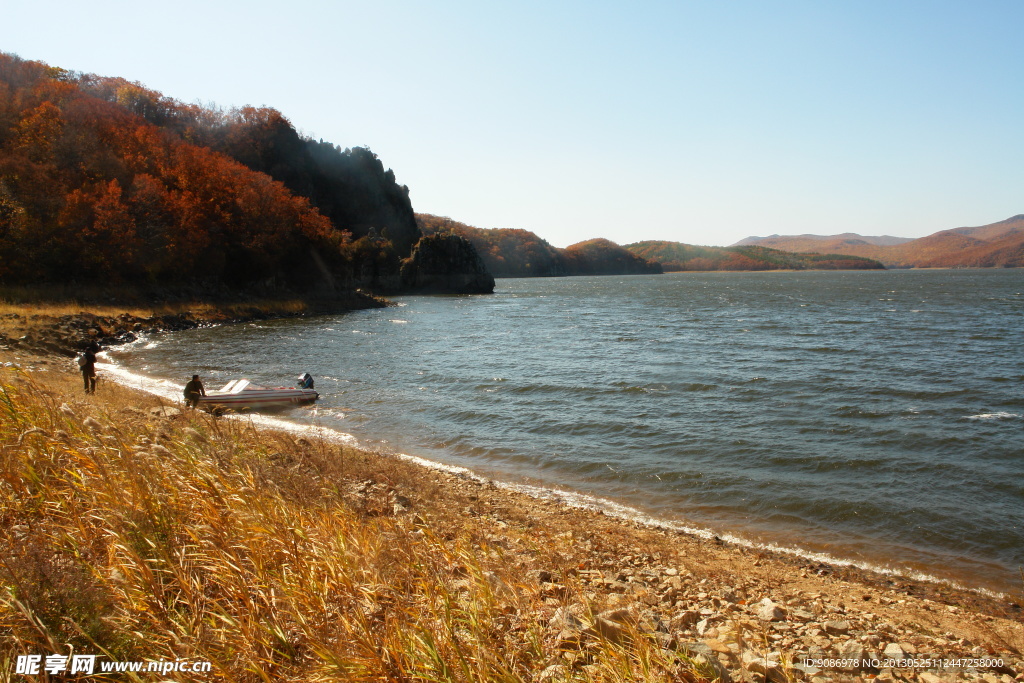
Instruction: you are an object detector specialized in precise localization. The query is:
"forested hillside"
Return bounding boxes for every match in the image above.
[625,242,885,271]
[417,214,661,277]
[417,214,567,277]
[561,239,662,275]
[0,53,491,293]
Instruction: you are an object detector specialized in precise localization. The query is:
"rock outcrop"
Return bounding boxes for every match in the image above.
[401,233,495,294]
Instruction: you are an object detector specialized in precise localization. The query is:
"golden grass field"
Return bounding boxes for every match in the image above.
[0,356,729,682]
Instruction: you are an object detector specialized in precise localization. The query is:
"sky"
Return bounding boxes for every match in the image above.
[4,1,1022,247]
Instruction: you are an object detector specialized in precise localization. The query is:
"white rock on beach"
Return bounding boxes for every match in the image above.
[823,619,851,635]
[756,598,786,622]
[883,642,906,659]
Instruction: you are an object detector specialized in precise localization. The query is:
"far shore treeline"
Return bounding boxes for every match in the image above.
[1,51,1018,299]
[417,215,885,276]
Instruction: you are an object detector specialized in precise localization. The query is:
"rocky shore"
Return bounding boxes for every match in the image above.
[416,466,1024,682]
[0,290,388,357]
[1,308,1021,682]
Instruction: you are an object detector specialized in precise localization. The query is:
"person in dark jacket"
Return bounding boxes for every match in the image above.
[184,374,206,408]
[81,343,98,394]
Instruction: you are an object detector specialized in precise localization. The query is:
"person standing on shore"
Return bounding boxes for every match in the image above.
[80,343,98,394]
[184,374,206,408]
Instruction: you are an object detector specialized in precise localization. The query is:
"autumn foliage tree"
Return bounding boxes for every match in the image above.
[77,78,422,257]
[0,52,437,291]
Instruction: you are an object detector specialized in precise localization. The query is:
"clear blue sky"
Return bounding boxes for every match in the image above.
[4,1,1022,247]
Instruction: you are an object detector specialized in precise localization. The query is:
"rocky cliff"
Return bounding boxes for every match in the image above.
[401,233,495,294]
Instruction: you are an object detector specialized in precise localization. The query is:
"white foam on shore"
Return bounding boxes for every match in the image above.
[100,354,1009,601]
[96,359,183,403]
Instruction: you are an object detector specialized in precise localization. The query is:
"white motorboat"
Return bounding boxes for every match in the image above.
[197,373,319,412]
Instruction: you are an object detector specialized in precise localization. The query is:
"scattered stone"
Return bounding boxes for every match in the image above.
[883,642,906,660]
[671,609,700,629]
[548,604,589,632]
[823,619,851,636]
[703,639,732,654]
[740,651,785,682]
[678,643,733,683]
[837,640,865,671]
[791,660,822,678]
[757,598,786,622]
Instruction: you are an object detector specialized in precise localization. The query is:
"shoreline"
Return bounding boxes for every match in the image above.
[2,307,1022,681]
[15,297,1021,600]
[0,289,389,357]
[98,339,1016,600]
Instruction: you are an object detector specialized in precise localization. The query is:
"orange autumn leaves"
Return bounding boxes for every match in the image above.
[0,54,340,286]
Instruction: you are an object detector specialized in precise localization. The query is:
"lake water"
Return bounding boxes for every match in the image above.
[106,269,1024,594]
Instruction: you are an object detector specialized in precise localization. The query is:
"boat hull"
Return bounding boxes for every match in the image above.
[196,383,319,412]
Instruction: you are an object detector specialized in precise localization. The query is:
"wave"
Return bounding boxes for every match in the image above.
[965,412,1020,421]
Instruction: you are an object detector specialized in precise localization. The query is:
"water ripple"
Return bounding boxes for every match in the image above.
[108,269,1024,593]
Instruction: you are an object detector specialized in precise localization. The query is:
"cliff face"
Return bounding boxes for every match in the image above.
[400,233,495,294]
[417,215,569,277]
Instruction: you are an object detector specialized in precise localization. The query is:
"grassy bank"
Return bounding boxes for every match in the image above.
[0,361,721,682]
[1,341,1022,681]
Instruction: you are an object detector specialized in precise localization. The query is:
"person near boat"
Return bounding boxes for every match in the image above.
[79,343,99,394]
[184,374,206,408]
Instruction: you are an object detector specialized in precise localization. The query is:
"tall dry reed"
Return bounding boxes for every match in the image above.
[0,367,712,682]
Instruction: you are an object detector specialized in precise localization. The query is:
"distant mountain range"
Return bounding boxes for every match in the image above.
[623,242,884,272]
[734,215,1024,268]
[418,214,885,276]
[732,233,913,249]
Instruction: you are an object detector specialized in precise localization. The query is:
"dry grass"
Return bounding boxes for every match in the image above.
[0,285,313,321]
[0,365,713,682]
